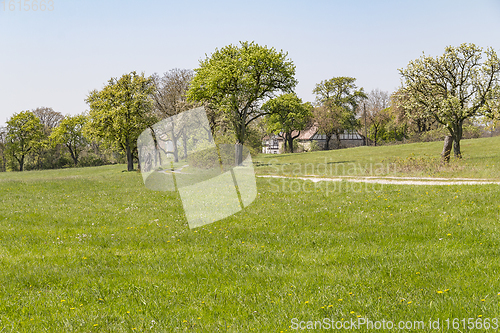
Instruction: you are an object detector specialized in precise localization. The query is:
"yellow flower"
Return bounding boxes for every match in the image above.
[305,301,309,304]
[437,291,443,294]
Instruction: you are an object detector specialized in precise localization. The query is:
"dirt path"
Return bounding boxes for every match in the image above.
[258,175,500,186]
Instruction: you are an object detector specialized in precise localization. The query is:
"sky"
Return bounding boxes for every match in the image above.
[1,0,500,127]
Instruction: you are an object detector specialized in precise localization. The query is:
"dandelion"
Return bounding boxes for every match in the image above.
[481,299,485,302]
[350,311,355,314]
[328,305,333,308]
[478,315,483,318]
[305,301,309,304]
[338,299,343,301]
[437,291,443,294]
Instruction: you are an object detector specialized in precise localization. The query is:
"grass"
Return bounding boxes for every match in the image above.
[0,137,499,331]
[254,136,500,179]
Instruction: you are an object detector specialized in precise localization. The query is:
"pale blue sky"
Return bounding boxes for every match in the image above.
[1,0,500,126]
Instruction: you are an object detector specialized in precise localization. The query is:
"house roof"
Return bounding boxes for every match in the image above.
[294,124,318,140]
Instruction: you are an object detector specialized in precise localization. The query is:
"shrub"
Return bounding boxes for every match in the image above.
[78,154,107,167]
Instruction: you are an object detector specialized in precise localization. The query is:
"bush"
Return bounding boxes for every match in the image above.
[309,140,322,152]
[187,144,251,169]
[78,154,107,167]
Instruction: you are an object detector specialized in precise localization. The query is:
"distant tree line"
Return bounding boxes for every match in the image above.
[0,42,498,171]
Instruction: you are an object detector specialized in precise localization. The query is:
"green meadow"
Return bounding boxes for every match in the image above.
[0,137,500,332]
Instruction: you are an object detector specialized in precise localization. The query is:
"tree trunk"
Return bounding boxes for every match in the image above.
[182,131,188,160]
[235,143,243,165]
[19,155,24,171]
[287,133,294,153]
[324,135,332,150]
[126,143,134,171]
[170,125,179,163]
[452,120,463,158]
[441,135,453,163]
[68,145,78,166]
[334,132,341,149]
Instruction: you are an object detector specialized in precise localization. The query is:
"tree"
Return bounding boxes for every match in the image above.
[187,41,297,164]
[5,111,44,171]
[363,89,391,146]
[313,77,366,149]
[32,107,64,135]
[0,127,7,172]
[50,114,87,166]
[390,88,438,139]
[151,69,196,162]
[30,107,64,169]
[85,71,157,171]
[262,93,312,153]
[399,43,500,161]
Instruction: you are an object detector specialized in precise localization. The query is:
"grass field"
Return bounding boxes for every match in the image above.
[0,137,500,332]
[254,136,500,179]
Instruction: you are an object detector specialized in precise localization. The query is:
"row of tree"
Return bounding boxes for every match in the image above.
[1,42,499,171]
[0,107,105,172]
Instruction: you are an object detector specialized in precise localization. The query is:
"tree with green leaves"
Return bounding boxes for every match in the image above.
[5,110,45,171]
[262,93,312,153]
[0,127,7,172]
[399,43,500,161]
[187,41,297,164]
[313,77,366,149]
[85,71,157,171]
[50,114,87,166]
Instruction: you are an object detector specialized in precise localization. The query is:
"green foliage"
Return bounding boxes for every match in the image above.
[399,43,500,158]
[263,94,312,135]
[263,93,312,153]
[187,41,297,156]
[309,140,321,152]
[313,77,366,149]
[5,110,45,171]
[77,154,109,167]
[85,71,157,171]
[50,114,88,166]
